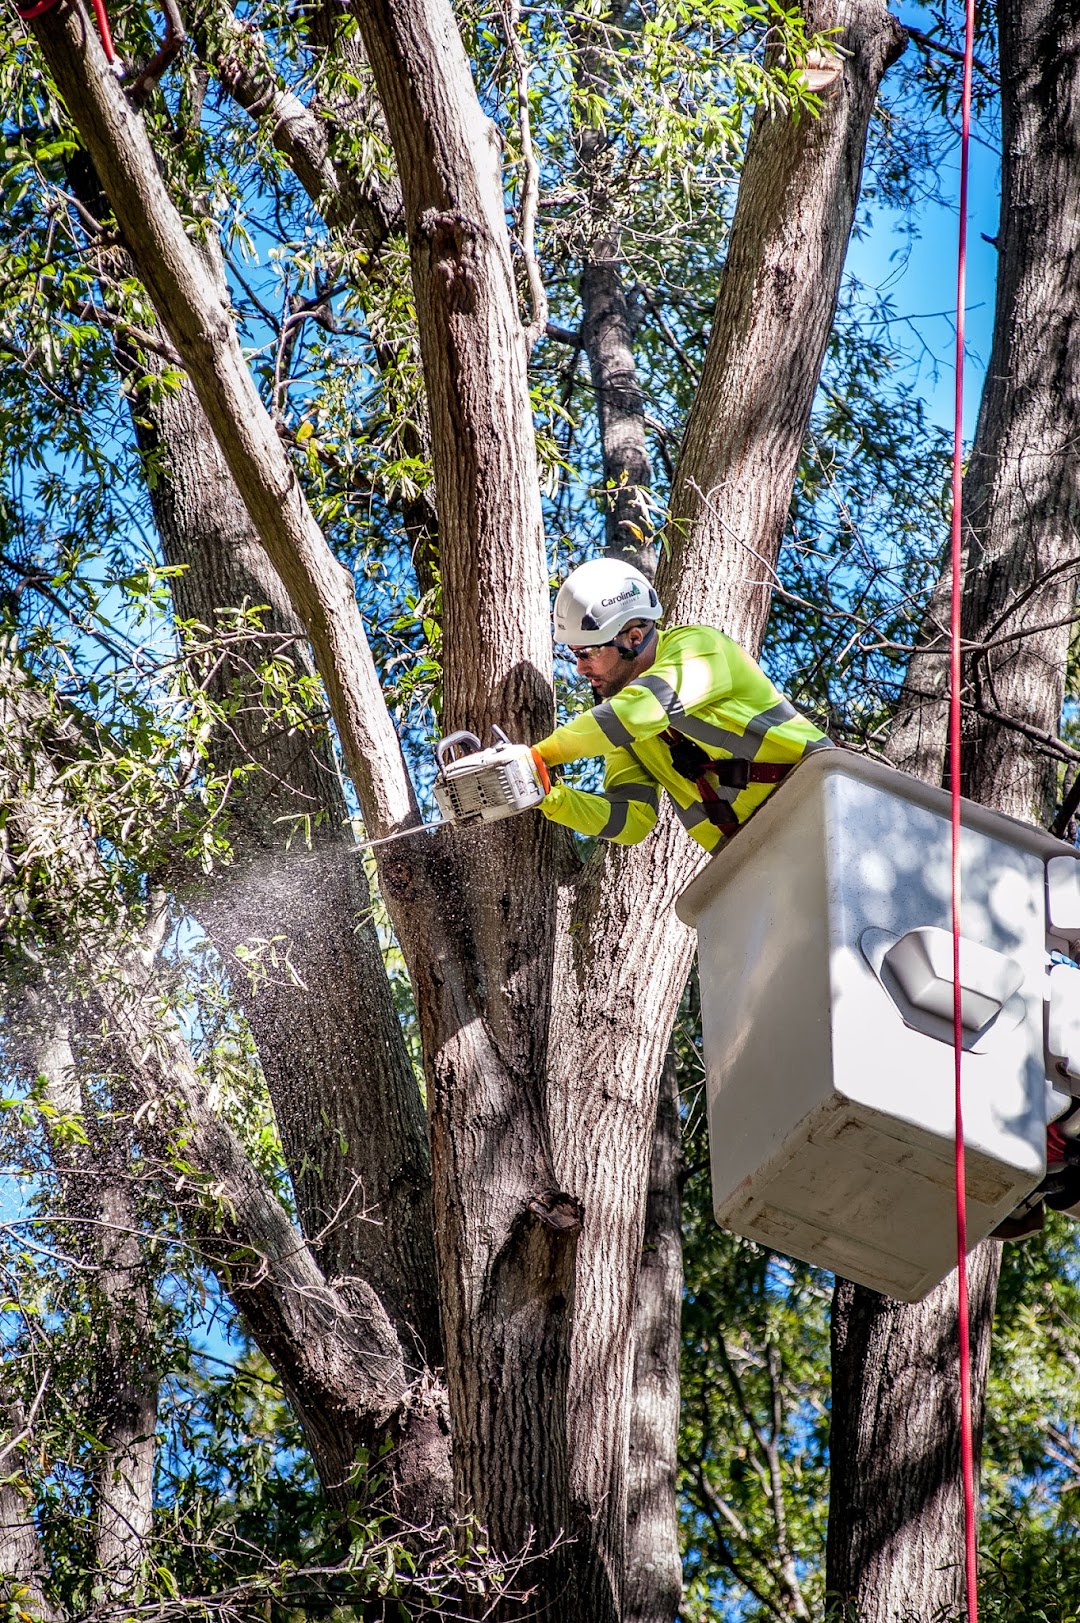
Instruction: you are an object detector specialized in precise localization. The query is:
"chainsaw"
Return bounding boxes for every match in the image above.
[355,728,550,852]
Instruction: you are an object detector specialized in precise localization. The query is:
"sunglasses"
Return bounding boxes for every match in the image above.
[568,642,617,661]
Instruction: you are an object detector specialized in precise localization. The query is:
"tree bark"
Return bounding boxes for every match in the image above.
[883,558,953,782]
[957,0,1080,825]
[348,0,551,743]
[624,1049,684,1623]
[828,4,1080,1617]
[91,1173,158,1597]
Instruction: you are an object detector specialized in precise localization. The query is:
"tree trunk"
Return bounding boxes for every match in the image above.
[571,2,654,568]
[126,342,440,1356]
[0,1417,60,1622]
[23,0,910,1611]
[624,1049,684,1623]
[92,1173,158,1598]
[345,2,588,1605]
[547,7,904,1612]
[828,4,1080,1616]
[828,1250,1000,1620]
[20,990,157,1597]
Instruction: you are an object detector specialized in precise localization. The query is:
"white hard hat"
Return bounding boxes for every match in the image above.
[553,559,662,646]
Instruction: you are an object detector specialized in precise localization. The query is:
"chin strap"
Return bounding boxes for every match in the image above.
[616,624,657,661]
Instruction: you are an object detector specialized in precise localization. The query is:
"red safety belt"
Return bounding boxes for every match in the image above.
[660,728,792,837]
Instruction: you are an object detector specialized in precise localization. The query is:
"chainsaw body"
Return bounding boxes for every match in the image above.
[433,728,547,825]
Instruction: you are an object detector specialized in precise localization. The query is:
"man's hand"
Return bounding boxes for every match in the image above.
[530,746,551,796]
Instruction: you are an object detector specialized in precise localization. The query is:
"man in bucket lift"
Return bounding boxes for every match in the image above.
[529,560,1080,1246]
[530,558,831,850]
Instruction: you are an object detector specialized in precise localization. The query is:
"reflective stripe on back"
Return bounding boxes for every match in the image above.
[666,696,802,761]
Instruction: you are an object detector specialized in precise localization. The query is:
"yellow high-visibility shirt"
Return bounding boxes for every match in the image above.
[533,625,830,851]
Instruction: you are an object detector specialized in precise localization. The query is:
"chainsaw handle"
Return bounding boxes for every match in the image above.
[436,731,483,770]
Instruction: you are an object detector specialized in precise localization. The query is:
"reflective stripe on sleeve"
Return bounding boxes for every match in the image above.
[636,673,683,716]
[601,798,631,838]
[592,701,636,748]
[607,780,660,812]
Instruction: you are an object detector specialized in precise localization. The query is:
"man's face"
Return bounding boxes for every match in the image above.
[570,641,634,700]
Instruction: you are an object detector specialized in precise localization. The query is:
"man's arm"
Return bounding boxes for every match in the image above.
[537,750,659,845]
[533,685,675,767]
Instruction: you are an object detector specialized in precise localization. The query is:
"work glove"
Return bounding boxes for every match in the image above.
[530,746,551,797]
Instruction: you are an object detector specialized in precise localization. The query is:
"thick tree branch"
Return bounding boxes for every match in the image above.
[200,0,404,248]
[548,7,904,1612]
[571,6,654,567]
[661,0,907,646]
[501,0,548,348]
[28,0,417,848]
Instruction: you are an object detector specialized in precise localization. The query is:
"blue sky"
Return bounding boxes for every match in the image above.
[853,3,1001,439]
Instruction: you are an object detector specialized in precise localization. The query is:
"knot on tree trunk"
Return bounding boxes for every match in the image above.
[483,1188,583,1321]
[377,1370,454,1527]
[527,1189,584,1236]
[415,209,481,311]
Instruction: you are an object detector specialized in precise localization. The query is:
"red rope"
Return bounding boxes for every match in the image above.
[950,1,979,1618]
[15,0,119,64]
[14,0,63,19]
[87,0,118,63]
